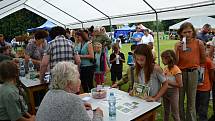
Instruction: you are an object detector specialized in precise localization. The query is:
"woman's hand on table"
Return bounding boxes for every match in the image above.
[84,102,92,110]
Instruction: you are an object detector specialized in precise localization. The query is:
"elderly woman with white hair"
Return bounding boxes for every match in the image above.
[36,62,103,121]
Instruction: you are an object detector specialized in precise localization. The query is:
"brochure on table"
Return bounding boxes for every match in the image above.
[19,76,41,87]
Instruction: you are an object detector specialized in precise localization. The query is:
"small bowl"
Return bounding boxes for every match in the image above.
[91,88,107,99]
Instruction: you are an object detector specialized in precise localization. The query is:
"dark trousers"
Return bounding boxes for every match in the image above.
[212,84,215,115]
[80,66,95,93]
[111,69,122,82]
[196,90,210,121]
[209,84,215,121]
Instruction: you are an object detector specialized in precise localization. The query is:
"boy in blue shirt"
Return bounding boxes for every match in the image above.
[127,44,137,66]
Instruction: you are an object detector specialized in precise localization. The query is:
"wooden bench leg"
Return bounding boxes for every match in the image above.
[27,89,36,115]
[134,110,156,121]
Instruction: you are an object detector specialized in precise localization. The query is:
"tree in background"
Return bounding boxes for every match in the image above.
[0,8,46,41]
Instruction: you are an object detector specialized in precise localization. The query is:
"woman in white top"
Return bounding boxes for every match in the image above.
[142,29,154,44]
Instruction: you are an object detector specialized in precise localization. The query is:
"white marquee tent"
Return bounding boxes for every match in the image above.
[1,0,215,64]
[169,16,215,30]
[1,0,215,29]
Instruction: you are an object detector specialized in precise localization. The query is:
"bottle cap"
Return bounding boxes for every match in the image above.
[110,92,114,96]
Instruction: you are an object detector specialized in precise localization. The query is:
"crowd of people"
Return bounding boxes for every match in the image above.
[0,22,215,121]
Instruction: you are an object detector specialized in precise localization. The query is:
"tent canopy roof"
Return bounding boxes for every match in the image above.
[1,0,215,29]
[169,16,215,30]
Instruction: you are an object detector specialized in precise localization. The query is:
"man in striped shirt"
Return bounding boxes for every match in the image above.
[40,26,80,81]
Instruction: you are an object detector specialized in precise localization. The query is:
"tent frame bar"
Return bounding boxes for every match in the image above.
[0,3,23,17]
[142,0,160,65]
[0,0,22,10]
[110,2,215,19]
[43,0,84,28]
[24,4,66,27]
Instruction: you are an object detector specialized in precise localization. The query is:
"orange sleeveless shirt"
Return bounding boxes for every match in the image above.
[177,39,201,69]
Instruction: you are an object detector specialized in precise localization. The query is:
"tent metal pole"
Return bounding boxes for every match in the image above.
[142,0,160,65]
[82,23,84,29]
[43,0,83,28]
[0,3,23,17]
[0,0,27,19]
[109,18,113,39]
[0,0,22,10]
[24,0,28,4]
[82,0,112,39]
[24,4,66,27]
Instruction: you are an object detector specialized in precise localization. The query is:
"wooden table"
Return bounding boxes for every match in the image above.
[19,77,49,114]
[81,88,161,121]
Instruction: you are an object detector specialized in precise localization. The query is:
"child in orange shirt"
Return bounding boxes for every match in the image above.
[161,50,183,121]
[196,57,215,121]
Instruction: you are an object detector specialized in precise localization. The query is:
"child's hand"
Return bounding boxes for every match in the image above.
[129,90,134,96]
[111,83,118,88]
[145,96,156,102]
[119,56,122,60]
[29,115,35,121]
[175,41,183,51]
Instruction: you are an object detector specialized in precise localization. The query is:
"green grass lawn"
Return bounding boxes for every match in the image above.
[104,39,213,121]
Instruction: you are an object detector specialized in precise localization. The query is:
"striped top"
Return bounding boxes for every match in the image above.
[45,35,75,69]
